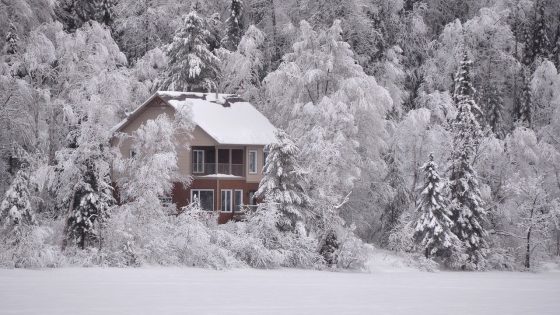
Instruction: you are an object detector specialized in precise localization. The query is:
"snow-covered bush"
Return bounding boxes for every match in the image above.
[0,224,61,268]
[171,204,240,269]
[387,211,416,253]
[222,203,322,269]
[335,229,374,270]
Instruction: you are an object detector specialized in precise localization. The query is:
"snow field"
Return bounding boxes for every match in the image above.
[1,268,559,315]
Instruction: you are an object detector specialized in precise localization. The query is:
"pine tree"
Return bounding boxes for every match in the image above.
[5,23,19,55]
[522,24,534,67]
[161,11,220,92]
[481,85,504,137]
[517,67,532,128]
[552,17,560,69]
[57,0,116,31]
[0,167,35,231]
[256,130,311,232]
[207,13,224,52]
[531,1,551,62]
[65,151,113,250]
[222,0,244,50]
[414,154,459,259]
[453,53,477,103]
[522,1,551,66]
[449,53,488,270]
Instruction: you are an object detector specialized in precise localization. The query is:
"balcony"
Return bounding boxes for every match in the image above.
[192,162,245,177]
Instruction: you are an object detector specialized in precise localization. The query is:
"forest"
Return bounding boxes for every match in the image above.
[1,0,560,272]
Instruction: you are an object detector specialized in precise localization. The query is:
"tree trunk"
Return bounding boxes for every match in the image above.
[525,206,534,269]
[525,225,531,269]
[269,0,279,62]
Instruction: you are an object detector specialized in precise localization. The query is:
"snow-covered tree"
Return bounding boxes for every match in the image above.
[529,1,551,64]
[0,167,35,230]
[217,25,265,100]
[264,19,392,245]
[111,0,176,61]
[206,13,224,52]
[448,53,488,270]
[530,60,560,129]
[414,153,460,260]
[109,107,194,264]
[499,127,560,269]
[61,143,114,250]
[517,67,533,128]
[57,0,116,31]
[4,23,19,55]
[160,11,220,92]
[480,85,504,137]
[379,151,411,246]
[552,21,560,69]
[256,130,310,233]
[222,0,244,50]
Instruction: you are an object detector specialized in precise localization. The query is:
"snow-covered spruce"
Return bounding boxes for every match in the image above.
[0,167,35,230]
[413,153,460,261]
[449,53,488,270]
[64,152,114,250]
[222,0,244,51]
[256,129,311,233]
[160,11,220,92]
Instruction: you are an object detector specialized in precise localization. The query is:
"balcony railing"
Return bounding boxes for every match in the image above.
[192,163,245,176]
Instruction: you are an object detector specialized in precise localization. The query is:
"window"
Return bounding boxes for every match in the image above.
[221,190,232,212]
[249,190,257,206]
[191,189,214,211]
[193,150,204,173]
[234,190,243,212]
[248,150,257,174]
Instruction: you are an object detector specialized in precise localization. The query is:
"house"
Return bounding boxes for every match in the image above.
[111,91,276,223]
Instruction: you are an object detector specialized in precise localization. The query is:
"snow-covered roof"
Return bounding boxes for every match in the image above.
[114,91,277,146]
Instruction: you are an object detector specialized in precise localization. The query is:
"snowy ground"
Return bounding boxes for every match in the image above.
[1,267,559,315]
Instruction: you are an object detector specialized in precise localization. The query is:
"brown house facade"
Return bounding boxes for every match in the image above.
[111,91,276,223]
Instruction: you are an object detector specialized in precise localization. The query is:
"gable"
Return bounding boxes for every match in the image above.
[113,95,174,134]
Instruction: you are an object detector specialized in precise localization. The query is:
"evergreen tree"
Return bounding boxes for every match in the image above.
[481,85,504,137]
[449,53,488,270]
[414,154,459,259]
[453,53,477,103]
[65,147,113,250]
[256,130,311,232]
[161,11,220,92]
[207,13,224,52]
[0,167,35,231]
[222,0,244,50]
[57,0,116,31]
[517,67,533,128]
[552,17,560,69]
[522,23,534,67]
[522,1,551,66]
[531,1,551,62]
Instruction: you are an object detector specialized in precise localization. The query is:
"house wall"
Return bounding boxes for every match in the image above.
[112,97,217,179]
[181,126,218,176]
[246,145,265,183]
[172,179,259,224]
